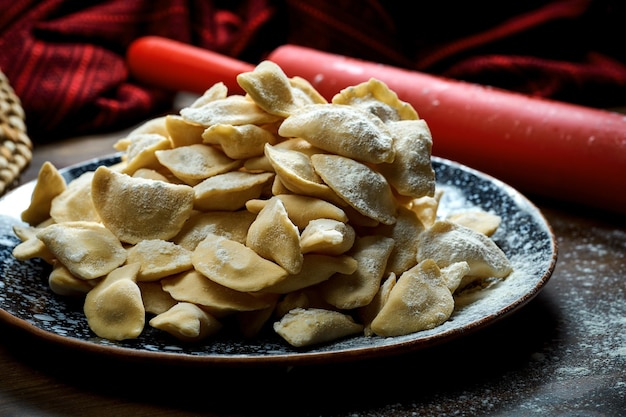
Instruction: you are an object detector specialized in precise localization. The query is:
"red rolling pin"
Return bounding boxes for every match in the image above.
[127,36,626,214]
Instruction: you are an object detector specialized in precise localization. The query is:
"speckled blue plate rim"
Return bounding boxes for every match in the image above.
[0,154,557,367]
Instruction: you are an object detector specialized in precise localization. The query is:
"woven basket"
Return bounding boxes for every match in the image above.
[0,69,32,195]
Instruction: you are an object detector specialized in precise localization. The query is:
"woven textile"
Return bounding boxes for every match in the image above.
[0,0,278,141]
[285,0,626,107]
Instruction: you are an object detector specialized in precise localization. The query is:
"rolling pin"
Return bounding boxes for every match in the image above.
[127,36,626,214]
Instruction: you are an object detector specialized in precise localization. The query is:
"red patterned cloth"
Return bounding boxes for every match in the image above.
[0,0,278,141]
[285,0,626,107]
[1,0,625,141]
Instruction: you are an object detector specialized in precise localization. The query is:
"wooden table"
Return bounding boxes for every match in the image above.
[1,113,625,417]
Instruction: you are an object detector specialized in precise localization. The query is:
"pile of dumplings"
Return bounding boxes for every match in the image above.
[12,61,513,347]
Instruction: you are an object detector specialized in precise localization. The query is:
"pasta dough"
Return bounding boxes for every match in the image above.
[12,61,514,348]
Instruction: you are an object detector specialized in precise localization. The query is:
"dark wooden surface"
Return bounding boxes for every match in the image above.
[1,117,625,417]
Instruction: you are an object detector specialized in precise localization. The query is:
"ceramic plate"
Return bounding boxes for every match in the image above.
[0,155,557,366]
